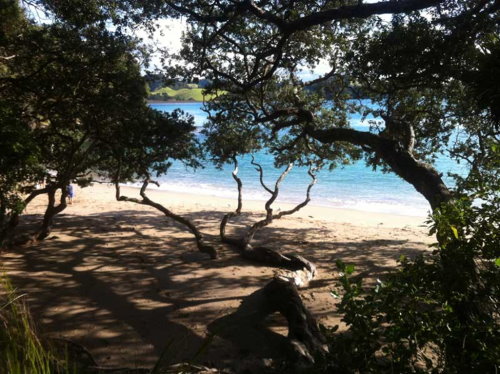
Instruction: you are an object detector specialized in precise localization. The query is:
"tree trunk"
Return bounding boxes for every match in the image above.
[377,142,452,210]
[37,186,68,240]
[0,187,51,247]
[243,248,316,287]
[209,277,327,365]
[263,278,328,363]
[308,126,452,210]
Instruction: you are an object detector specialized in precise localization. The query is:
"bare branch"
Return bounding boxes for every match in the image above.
[274,164,317,219]
[268,162,294,210]
[251,155,273,194]
[231,156,243,215]
[243,162,293,245]
[302,66,341,88]
[306,126,451,209]
[283,0,444,33]
[115,177,217,258]
[24,186,50,205]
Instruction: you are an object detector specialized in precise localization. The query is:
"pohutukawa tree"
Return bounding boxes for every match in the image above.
[161,0,499,366]
[202,102,332,359]
[32,0,498,210]
[7,0,499,369]
[1,1,205,244]
[165,0,497,212]
[0,12,159,241]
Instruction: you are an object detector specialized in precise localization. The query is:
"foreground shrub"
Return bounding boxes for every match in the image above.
[316,198,499,374]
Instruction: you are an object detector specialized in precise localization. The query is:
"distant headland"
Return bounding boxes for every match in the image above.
[146,76,218,102]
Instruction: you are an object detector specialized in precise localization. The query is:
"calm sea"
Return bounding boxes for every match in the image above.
[143,102,463,217]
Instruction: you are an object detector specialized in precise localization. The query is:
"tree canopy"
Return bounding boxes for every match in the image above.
[1,0,498,371]
[0,0,201,242]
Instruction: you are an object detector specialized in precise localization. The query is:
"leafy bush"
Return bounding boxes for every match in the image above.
[316,197,499,373]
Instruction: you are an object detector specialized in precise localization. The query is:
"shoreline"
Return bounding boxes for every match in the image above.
[6,181,434,368]
[102,183,429,228]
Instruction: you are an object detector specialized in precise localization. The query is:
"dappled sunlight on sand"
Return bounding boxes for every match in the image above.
[1,185,433,369]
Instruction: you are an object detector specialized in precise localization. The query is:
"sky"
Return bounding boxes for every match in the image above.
[134,18,186,55]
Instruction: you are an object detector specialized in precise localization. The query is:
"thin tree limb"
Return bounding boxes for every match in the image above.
[115,177,217,259]
[250,155,273,194]
[244,162,293,245]
[220,156,244,245]
[274,164,317,219]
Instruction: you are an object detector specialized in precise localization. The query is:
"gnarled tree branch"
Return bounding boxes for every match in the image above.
[115,178,217,259]
[250,155,273,194]
[243,162,293,246]
[37,185,68,240]
[306,126,451,209]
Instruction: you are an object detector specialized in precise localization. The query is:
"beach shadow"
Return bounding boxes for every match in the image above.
[3,208,431,368]
[207,286,289,360]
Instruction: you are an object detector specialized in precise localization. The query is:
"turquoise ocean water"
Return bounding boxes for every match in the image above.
[142,102,464,217]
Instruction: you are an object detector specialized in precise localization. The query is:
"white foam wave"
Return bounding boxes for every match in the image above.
[323,197,429,217]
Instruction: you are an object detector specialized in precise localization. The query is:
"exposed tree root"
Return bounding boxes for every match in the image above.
[209,277,327,366]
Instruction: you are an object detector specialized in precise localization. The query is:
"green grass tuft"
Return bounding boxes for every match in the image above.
[0,274,73,374]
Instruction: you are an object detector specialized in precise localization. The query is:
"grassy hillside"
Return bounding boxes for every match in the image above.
[149,86,220,101]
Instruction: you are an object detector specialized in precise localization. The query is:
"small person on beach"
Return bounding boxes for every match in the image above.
[66,183,75,204]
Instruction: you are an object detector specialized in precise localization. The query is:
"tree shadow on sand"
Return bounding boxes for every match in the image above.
[2,209,430,369]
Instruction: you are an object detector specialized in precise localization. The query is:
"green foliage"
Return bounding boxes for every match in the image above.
[316,127,499,373]
[0,275,73,374]
[1,2,497,372]
[1,8,148,196]
[0,1,202,241]
[315,193,499,373]
[98,107,201,182]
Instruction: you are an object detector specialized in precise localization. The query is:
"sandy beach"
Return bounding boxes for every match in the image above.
[1,184,434,370]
